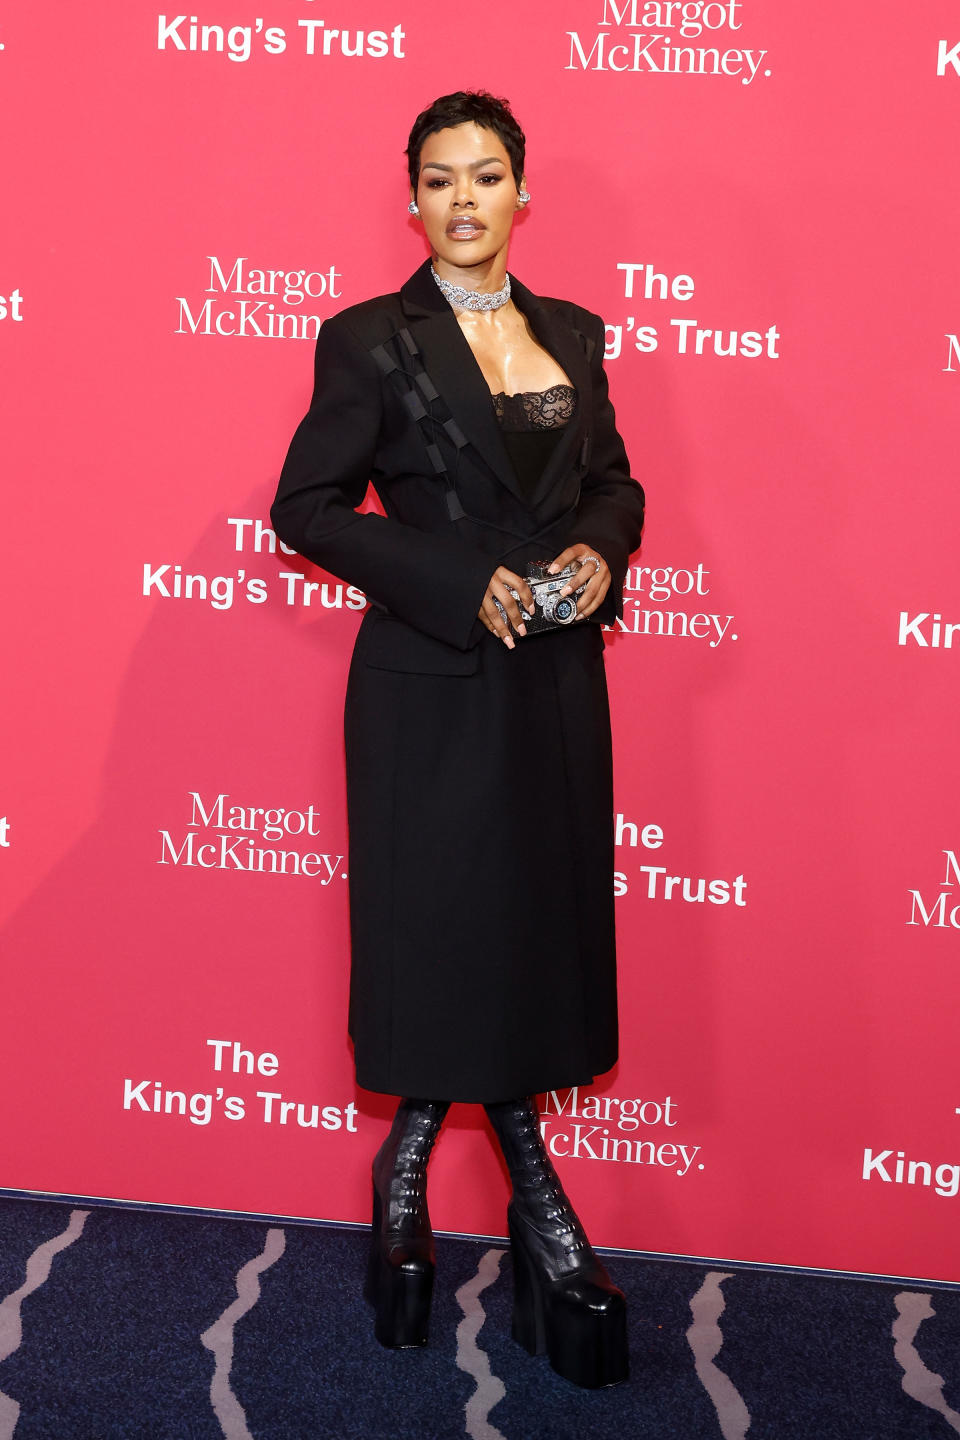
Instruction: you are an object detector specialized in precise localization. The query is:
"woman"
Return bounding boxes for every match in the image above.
[271,91,644,1389]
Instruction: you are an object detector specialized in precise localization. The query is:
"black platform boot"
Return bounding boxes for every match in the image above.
[485,1096,628,1388]
[365,1097,450,1348]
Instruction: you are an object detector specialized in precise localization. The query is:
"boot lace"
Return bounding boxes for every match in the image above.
[513,1111,590,1259]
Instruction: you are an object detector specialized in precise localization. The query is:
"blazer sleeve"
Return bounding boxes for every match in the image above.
[270,313,496,651]
[568,312,645,625]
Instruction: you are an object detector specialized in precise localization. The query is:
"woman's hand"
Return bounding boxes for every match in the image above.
[478,566,536,649]
[547,543,611,620]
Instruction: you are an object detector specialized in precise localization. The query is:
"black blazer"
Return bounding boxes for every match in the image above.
[271,258,645,665]
[270,258,645,1100]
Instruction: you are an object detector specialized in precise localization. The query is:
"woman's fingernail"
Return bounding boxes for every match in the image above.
[503,635,515,649]
[517,623,527,637]
[560,586,572,596]
[547,564,559,574]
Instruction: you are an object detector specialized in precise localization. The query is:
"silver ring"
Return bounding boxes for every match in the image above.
[583,554,601,575]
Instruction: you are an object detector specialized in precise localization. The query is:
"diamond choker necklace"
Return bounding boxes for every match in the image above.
[432,267,511,312]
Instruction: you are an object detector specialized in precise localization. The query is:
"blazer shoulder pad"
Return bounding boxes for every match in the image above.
[324,292,405,349]
[538,294,604,334]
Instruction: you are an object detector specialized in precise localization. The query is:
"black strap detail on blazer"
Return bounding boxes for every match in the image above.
[369,328,469,523]
[367,327,582,545]
[571,324,595,479]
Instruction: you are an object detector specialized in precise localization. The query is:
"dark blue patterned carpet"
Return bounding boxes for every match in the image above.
[0,1195,959,1439]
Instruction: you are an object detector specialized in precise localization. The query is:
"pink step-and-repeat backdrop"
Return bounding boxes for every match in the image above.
[3,2,959,1283]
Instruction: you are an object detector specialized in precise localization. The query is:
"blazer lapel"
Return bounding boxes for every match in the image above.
[399,261,591,512]
[508,276,592,512]
[400,261,522,502]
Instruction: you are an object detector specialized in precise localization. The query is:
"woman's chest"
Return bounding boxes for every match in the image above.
[456,310,572,396]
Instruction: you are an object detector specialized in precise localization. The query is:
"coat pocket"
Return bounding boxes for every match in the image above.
[363,613,480,676]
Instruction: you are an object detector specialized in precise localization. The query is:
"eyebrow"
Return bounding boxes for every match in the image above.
[420,157,506,172]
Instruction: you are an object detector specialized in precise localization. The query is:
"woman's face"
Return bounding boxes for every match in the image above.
[414,123,524,276]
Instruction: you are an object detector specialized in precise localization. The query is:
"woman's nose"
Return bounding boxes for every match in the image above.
[452,184,476,208]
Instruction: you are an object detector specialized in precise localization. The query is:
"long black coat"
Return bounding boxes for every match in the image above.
[271,258,645,1103]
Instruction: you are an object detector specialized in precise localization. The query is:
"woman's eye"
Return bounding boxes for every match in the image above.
[425,178,449,189]
[478,174,502,185]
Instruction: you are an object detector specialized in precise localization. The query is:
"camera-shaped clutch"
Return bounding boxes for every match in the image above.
[497,560,586,636]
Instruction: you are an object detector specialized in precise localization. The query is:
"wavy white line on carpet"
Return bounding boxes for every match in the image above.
[455,1247,508,1440]
[0,1208,90,1440]
[893,1291,960,1434]
[686,1271,751,1440]
[200,1227,287,1440]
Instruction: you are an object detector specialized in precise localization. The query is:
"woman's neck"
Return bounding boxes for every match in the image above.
[431,254,509,295]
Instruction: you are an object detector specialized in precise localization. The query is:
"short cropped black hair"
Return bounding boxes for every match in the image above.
[406,91,526,191]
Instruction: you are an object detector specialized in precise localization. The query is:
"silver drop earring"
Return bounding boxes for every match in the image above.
[518,190,531,204]
[408,200,420,216]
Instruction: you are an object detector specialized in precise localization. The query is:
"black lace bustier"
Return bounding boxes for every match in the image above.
[491,384,578,501]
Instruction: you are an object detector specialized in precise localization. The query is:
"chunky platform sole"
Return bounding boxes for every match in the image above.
[365,1183,434,1348]
[508,1211,629,1388]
